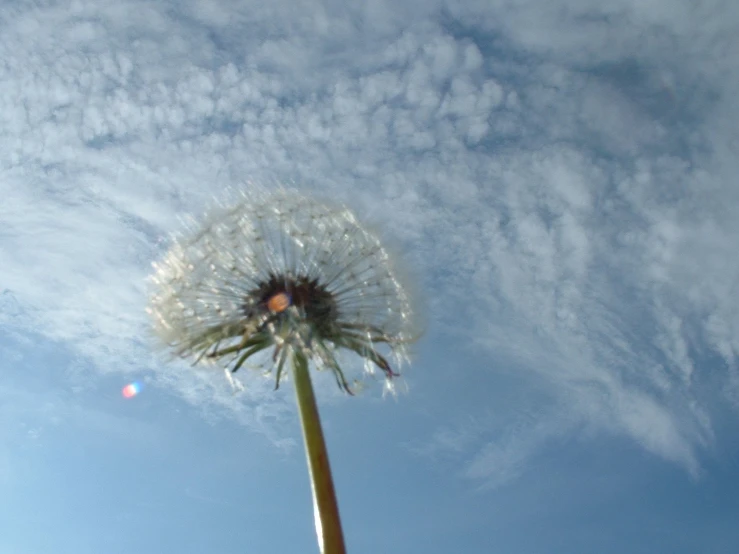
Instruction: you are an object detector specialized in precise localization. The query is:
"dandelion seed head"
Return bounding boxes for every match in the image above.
[148,188,419,394]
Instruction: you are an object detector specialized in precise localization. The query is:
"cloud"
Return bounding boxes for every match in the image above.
[1,0,737,481]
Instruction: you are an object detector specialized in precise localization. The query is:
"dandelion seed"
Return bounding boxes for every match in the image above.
[224,368,245,393]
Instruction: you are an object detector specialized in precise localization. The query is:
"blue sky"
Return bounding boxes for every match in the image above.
[1,0,739,552]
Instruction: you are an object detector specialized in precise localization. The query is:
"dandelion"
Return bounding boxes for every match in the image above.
[147,188,418,554]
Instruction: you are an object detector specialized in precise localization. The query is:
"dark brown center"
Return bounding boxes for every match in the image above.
[245,273,338,332]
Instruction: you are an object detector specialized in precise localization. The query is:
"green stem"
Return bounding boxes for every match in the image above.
[292,351,347,554]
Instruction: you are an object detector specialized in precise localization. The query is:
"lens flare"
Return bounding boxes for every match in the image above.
[122,381,142,399]
[267,292,291,313]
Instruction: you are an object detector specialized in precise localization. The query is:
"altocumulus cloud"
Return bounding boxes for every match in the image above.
[1,0,737,484]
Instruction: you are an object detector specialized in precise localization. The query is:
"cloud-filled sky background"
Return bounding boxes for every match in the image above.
[1,0,738,552]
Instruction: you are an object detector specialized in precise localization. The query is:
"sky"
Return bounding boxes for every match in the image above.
[1,0,738,552]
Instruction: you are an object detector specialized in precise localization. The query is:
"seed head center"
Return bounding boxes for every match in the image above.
[246,273,338,333]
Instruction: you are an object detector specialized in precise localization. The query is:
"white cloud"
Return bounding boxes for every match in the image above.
[1,0,737,482]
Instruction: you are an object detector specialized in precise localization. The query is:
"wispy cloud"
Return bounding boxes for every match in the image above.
[1,0,737,483]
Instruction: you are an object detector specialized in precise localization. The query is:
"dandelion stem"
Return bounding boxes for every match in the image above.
[292,351,347,554]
